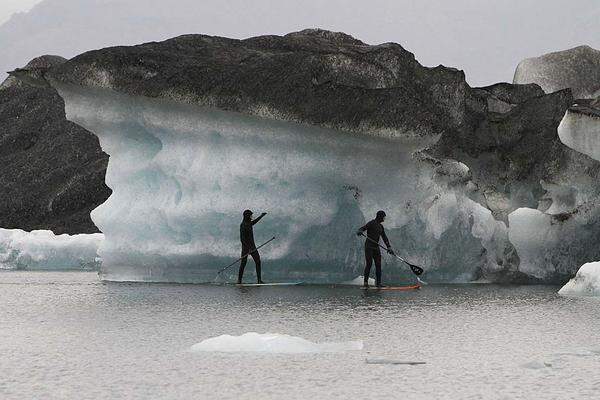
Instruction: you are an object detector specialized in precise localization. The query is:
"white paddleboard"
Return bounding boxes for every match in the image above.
[235,282,303,287]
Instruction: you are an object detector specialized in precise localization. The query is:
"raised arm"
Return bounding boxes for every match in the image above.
[251,212,267,225]
[356,222,368,236]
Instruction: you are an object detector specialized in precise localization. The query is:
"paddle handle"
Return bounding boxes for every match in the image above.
[216,236,276,276]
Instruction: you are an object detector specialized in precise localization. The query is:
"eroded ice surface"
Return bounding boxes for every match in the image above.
[190,332,363,354]
[54,83,514,283]
[0,228,103,270]
[508,207,600,281]
[558,262,600,296]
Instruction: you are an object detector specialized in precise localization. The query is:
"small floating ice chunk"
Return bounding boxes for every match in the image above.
[521,361,552,370]
[341,276,375,286]
[558,262,600,296]
[190,332,363,354]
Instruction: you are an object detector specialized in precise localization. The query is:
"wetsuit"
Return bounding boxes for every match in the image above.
[238,217,263,283]
[358,219,391,286]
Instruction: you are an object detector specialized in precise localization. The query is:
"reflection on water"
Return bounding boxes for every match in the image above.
[1,271,599,400]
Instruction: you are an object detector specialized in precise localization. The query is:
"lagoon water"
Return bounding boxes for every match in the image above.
[1,271,600,399]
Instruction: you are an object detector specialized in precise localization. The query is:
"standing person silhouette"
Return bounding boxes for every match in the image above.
[238,209,267,284]
[356,210,395,288]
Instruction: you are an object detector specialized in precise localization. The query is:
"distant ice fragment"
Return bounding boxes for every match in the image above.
[558,262,600,296]
[558,109,600,161]
[365,359,425,365]
[0,228,103,270]
[190,332,363,354]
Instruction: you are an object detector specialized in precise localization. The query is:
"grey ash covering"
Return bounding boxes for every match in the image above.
[513,45,600,99]
[570,97,600,118]
[45,29,475,138]
[0,56,111,234]
[43,29,599,219]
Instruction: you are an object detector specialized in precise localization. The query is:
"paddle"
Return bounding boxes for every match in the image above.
[213,236,277,282]
[359,233,426,280]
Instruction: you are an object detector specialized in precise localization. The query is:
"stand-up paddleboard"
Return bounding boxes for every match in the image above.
[361,284,421,291]
[235,282,303,287]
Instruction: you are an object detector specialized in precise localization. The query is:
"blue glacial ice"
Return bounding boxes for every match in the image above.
[49,83,577,283]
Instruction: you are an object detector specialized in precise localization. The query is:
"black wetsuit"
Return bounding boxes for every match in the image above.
[238,218,262,283]
[358,219,391,286]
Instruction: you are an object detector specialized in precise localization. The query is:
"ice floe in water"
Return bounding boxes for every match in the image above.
[558,262,600,296]
[0,228,103,270]
[190,332,363,354]
[341,276,375,286]
[520,360,553,370]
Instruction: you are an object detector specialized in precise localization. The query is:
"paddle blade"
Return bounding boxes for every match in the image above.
[408,263,424,276]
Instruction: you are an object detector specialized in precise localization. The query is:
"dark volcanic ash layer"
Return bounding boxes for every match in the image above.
[0,56,111,234]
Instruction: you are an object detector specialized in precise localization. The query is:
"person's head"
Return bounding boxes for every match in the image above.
[376,210,386,222]
[243,209,253,221]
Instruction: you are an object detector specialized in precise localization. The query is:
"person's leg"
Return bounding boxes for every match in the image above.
[364,248,373,287]
[374,251,382,287]
[238,246,249,284]
[250,250,262,283]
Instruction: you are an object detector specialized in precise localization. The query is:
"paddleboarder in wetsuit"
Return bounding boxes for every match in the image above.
[238,209,267,284]
[356,210,394,288]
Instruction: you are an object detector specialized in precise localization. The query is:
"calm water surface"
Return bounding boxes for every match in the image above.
[1,271,599,399]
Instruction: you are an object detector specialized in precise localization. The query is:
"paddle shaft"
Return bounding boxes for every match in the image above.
[360,233,404,261]
[216,236,276,276]
[359,233,423,276]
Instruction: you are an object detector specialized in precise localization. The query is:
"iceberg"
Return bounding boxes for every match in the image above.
[14,30,600,283]
[0,228,103,270]
[513,45,600,99]
[558,262,600,296]
[190,332,363,354]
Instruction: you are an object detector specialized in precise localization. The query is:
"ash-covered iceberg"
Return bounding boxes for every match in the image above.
[513,45,600,99]
[510,47,600,283]
[558,262,600,296]
[17,29,600,283]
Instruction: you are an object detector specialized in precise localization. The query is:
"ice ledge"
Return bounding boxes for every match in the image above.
[0,228,103,270]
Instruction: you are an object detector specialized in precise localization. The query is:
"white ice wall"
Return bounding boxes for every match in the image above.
[54,83,509,283]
